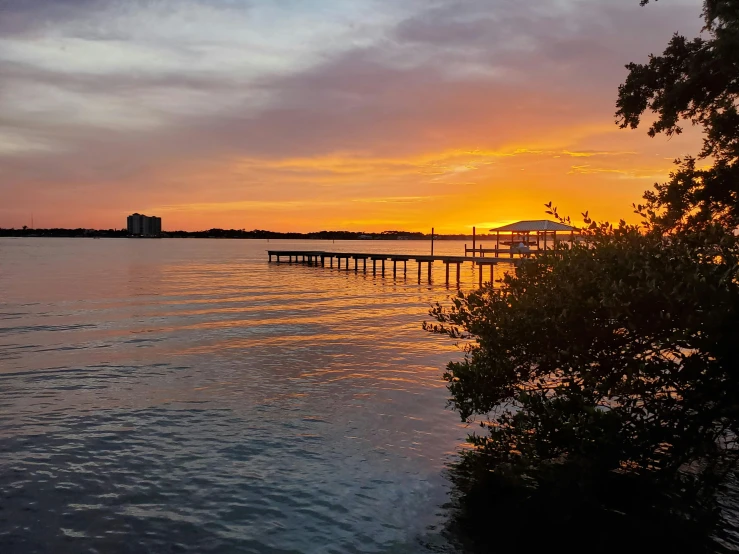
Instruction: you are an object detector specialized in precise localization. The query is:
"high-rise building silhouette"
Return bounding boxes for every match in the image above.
[127,213,162,236]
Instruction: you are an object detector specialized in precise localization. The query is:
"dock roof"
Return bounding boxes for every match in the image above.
[490,220,578,232]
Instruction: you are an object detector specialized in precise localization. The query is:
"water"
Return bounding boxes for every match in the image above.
[0,238,502,554]
[4,238,739,553]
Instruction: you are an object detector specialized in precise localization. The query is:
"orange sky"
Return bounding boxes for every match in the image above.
[0,0,705,232]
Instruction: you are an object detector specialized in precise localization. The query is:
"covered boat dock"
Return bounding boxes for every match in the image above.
[465,219,579,257]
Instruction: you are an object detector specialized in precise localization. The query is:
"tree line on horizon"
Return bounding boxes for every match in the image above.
[0,227,496,240]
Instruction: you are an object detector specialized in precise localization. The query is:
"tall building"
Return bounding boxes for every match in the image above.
[127,213,162,236]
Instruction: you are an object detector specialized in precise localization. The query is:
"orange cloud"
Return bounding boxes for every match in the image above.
[0,0,705,232]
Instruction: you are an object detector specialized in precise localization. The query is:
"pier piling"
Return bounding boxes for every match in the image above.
[267,250,517,289]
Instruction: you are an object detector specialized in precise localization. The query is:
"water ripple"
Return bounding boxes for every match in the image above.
[0,239,472,553]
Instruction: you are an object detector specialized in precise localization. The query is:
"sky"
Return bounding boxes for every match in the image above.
[0,0,706,232]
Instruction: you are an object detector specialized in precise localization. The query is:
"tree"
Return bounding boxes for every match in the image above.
[428,220,739,476]
[617,0,739,230]
[430,2,739,547]
[428,221,739,550]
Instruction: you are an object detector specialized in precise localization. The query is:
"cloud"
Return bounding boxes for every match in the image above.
[0,0,706,230]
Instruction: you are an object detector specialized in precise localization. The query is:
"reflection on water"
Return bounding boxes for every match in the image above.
[0,238,494,553]
[444,453,739,554]
[2,238,737,553]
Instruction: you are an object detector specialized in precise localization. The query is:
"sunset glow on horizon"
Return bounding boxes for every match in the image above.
[0,0,705,232]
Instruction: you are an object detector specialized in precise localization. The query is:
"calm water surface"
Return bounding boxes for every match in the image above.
[0,238,502,553]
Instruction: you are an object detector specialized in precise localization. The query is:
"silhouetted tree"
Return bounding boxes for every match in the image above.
[617,0,739,230]
[429,1,739,549]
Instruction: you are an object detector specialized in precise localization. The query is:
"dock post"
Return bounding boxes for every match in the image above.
[330,256,333,268]
[355,258,358,272]
[478,264,483,288]
[427,261,432,282]
[321,256,325,267]
[373,259,376,275]
[417,261,422,282]
[445,262,450,286]
[473,226,476,257]
[382,259,385,277]
[404,260,407,277]
[456,262,461,284]
[490,264,494,283]
[393,260,397,278]
[269,253,272,262]
[363,258,367,272]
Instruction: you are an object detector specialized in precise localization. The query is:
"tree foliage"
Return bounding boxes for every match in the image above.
[431,2,739,547]
[427,222,739,495]
[616,0,739,230]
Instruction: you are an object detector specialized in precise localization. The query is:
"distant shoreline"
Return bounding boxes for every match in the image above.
[0,229,497,241]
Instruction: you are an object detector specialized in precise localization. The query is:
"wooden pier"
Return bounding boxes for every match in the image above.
[266,221,579,287]
[267,250,520,287]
